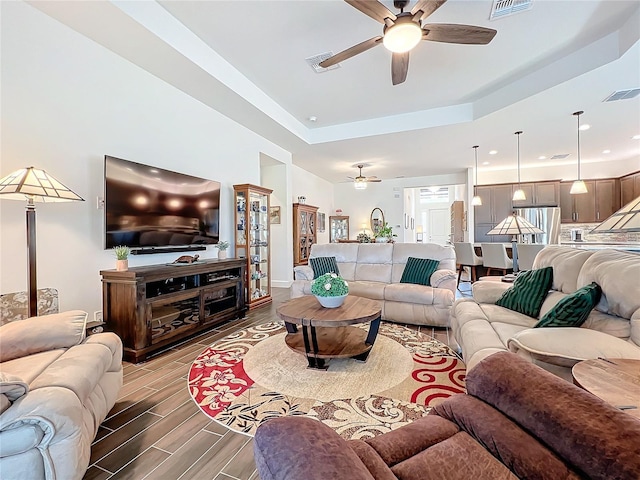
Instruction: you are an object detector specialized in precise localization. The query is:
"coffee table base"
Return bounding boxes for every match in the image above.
[285,317,381,370]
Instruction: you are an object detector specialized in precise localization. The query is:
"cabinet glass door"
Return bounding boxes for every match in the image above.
[248,191,269,302]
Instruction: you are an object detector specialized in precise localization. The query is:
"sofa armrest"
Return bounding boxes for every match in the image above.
[472,281,511,304]
[431,269,456,292]
[507,327,640,368]
[0,311,88,362]
[293,265,314,281]
[254,417,375,480]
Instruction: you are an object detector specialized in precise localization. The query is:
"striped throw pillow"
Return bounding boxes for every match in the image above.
[535,282,602,328]
[309,256,340,279]
[400,257,440,287]
[495,266,553,318]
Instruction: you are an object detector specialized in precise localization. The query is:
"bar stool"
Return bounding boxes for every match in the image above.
[480,243,513,276]
[454,242,483,286]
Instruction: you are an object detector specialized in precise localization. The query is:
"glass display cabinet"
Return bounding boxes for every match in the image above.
[233,184,273,309]
[293,203,318,266]
[329,216,349,242]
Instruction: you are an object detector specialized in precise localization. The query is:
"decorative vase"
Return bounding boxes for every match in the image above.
[375,236,388,243]
[116,259,128,271]
[218,250,227,260]
[314,294,347,308]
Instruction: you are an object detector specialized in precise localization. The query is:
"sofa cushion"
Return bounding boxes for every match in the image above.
[309,256,340,278]
[479,305,538,328]
[507,328,640,367]
[535,282,602,328]
[400,257,440,286]
[385,283,436,306]
[0,372,29,402]
[0,424,45,457]
[532,247,595,294]
[0,310,87,362]
[348,281,387,301]
[495,267,553,318]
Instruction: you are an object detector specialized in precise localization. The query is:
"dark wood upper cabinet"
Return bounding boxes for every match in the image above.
[620,171,640,206]
[560,179,619,223]
[512,182,559,208]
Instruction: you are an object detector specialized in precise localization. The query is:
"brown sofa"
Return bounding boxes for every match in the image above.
[254,352,640,480]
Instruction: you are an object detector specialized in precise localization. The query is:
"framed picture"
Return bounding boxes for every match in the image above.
[269,206,281,224]
[318,212,326,232]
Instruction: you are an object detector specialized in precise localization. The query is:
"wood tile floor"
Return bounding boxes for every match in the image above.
[84,287,461,480]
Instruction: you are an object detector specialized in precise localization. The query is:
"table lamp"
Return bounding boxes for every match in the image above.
[590,195,640,233]
[0,167,84,317]
[487,212,544,272]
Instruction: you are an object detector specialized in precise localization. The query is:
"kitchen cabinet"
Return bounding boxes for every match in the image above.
[512,181,560,207]
[560,179,619,223]
[474,185,513,243]
[620,171,640,206]
[234,184,273,309]
[293,203,319,266]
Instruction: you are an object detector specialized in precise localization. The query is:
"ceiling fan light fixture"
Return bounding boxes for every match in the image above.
[383,20,422,53]
[354,177,367,190]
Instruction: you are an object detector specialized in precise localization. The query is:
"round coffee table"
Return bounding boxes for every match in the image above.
[276,295,382,370]
[572,358,640,419]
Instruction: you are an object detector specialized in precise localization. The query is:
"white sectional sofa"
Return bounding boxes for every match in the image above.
[0,311,123,480]
[450,247,640,379]
[291,242,457,327]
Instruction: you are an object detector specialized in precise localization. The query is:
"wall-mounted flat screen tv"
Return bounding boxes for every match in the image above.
[104,155,220,250]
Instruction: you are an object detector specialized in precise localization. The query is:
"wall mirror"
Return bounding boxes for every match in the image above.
[370,208,384,235]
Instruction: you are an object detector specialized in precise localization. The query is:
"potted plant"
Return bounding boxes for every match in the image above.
[215,241,230,259]
[113,245,130,271]
[375,223,396,243]
[311,272,349,308]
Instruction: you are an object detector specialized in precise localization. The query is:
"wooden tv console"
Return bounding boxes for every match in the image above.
[100,259,246,363]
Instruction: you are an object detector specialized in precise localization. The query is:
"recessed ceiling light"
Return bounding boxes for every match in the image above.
[633,134,640,140]
[482,161,490,165]
[538,156,546,160]
[489,150,498,155]
[308,116,317,122]
[602,149,611,154]
[579,124,590,131]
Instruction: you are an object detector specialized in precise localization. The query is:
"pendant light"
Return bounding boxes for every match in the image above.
[570,110,588,194]
[512,131,526,201]
[471,145,482,206]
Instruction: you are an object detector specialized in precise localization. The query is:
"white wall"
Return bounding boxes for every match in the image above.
[0,2,292,315]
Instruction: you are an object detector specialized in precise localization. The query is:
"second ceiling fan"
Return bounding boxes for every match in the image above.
[319,0,497,85]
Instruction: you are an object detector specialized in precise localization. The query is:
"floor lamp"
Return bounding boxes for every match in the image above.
[0,167,84,317]
[487,212,544,273]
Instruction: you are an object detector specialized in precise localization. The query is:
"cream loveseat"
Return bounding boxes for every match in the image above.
[291,243,457,326]
[0,311,123,480]
[451,247,640,379]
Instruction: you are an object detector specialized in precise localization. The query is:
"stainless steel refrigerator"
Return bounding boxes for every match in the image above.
[516,207,561,244]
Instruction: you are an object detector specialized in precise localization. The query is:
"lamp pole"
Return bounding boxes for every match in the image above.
[26,196,37,317]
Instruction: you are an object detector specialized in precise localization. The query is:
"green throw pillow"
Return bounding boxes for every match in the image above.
[535,282,602,328]
[495,266,553,318]
[400,257,440,287]
[309,256,340,279]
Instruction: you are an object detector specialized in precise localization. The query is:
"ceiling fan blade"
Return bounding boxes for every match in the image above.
[391,51,409,85]
[367,178,382,183]
[422,24,497,45]
[319,36,383,68]
[411,0,447,21]
[345,0,397,24]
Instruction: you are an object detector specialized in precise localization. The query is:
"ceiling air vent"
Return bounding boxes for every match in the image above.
[603,88,640,102]
[305,52,340,73]
[550,154,570,160]
[490,0,533,20]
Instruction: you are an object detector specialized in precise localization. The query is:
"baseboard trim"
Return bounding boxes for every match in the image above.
[272,280,292,289]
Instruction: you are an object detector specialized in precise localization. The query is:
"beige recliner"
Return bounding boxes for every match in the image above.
[0,311,123,480]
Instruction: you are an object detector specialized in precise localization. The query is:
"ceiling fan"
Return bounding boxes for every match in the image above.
[319,0,497,85]
[348,164,382,189]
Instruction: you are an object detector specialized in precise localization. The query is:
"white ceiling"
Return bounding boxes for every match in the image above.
[29,0,640,183]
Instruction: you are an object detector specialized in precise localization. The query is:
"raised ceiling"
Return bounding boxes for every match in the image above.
[29,0,640,183]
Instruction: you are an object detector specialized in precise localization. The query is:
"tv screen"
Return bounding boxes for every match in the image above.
[104,156,220,249]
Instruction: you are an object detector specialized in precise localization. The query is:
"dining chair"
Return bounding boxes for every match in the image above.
[480,243,513,276]
[454,242,483,286]
[516,244,546,271]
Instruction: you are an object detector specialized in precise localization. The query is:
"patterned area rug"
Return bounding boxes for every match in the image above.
[188,322,466,439]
